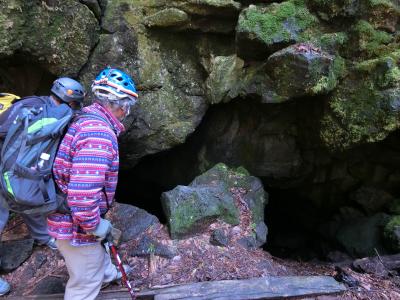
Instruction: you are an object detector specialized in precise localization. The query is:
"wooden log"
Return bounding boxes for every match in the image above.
[11,275,345,300]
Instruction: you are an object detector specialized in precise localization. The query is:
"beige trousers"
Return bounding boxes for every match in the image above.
[56,239,118,300]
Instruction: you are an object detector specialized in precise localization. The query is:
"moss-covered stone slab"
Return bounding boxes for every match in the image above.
[0,0,99,76]
[267,43,345,98]
[236,1,319,60]
[162,163,268,239]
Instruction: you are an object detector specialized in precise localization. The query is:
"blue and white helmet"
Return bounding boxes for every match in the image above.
[92,67,138,102]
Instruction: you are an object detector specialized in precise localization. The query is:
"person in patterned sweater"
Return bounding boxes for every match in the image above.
[47,68,138,300]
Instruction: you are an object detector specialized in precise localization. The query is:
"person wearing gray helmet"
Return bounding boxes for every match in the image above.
[0,77,85,296]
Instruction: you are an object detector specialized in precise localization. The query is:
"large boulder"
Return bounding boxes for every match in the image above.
[106,203,160,243]
[162,185,240,239]
[236,1,319,60]
[0,0,99,76]
[162,163,268,240]
[267,43,345,98]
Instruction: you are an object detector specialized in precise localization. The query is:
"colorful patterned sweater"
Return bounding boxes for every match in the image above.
[47,102,125,246]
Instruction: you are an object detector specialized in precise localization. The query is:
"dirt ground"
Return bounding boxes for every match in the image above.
[1,214,400,299]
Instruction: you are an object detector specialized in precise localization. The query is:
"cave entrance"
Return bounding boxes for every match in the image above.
[264,188,337,261]
[0,55,56,96]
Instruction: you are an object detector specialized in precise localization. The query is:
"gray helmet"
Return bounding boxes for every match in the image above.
[51,77,85,103]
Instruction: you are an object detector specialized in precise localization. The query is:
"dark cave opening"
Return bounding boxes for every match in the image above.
[114,96,341,261]
[264,188,337,261]
[0,55,56,96]
[115,97,400,261]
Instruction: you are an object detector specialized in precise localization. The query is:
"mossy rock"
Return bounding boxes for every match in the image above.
[267,43,345,98]
[321,53,400,150]
[0,0,99,76]
[348,20,396,59]
[365,0,400,33]
[236,1,320,60]
[144,8,189,28]
[307,0,363,20]
[162,185,239,239]
[176,0,241,17]
[81,0,209,167]
[307,0,399,29]
[383,215,400,252]
[162,163,268,239]
[205,55,286,104]
[191,163,268,224]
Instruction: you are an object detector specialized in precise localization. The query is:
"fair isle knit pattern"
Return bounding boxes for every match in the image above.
[47,102,125,246]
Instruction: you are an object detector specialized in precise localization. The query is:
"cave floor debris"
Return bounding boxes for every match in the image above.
[2,216,400,299]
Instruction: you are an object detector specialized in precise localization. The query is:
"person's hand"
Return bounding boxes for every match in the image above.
[90,218,113,241]
[106,227,122,246]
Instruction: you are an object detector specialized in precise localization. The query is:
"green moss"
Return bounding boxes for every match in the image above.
[355,51,400,88]
[311,55,346,94]
[321,74,400,149]
[353,20,393,58]
[316,32,348,51]
[238,1,318,46]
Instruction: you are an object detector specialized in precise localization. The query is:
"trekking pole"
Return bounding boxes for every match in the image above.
[106,228,136,300]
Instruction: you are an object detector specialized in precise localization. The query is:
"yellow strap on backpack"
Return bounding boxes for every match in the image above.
[0,93,20,114]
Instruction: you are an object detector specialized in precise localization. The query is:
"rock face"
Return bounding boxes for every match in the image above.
[2,0,400,258]
[0,0,99,76]
[162,163,268,240]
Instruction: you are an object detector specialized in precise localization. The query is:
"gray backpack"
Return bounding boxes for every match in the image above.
[0,96,73,214]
